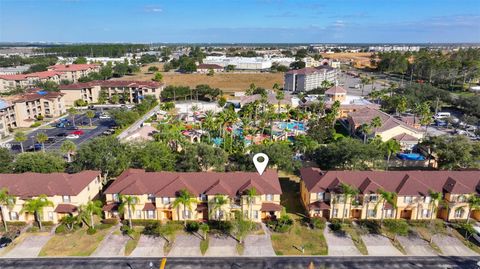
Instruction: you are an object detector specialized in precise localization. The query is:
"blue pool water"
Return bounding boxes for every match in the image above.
[277,121,305,131]
[397,153,425,161]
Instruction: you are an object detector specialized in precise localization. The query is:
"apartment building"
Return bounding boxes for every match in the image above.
[47,64,100,83]
[59,80,164,107]
[0,171,102,224]
[300,168,480,222]
[103,169,282,222]
[284,66,337,92]
[0,90,66,129]
[0,71,63,93]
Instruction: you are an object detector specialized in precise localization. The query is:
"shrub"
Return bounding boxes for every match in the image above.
[121,225,133,235]
[185,221,200,233]
[74,99,88,107]
[41,221,54,227]
[143,222,160,236]
[123,219,161,227]
[30,122,41,128]
[87,227,97,235]
[268,215,294,233]
[383,219,409,237]
[95,223,113,230]
[357,220,381,234]
[6,221,26,227]
[207,220,233,234]
[310,217,326,230]
[102,218,119,225]
[329,222,343,232]
[35,115,44,121]
[55,224,67,234]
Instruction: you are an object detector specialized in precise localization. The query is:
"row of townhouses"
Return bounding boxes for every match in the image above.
[0,168,478,226]
[0,64,100,92]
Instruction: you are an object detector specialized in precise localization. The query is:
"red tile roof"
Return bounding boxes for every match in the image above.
[142,203,156,211]
[325,86,347,95]
[59,80,163,90]
[0,71,62,81]
[348,107,421,133]
[260,202,283,212]
[0,170,101,197]
[392,133,419,142]
[104,169,282,196]
[300,167,480,196]
[0,74,28,81]
[308,201,331,210]
[54,204,78,213]
[102,203,119,212]
[8,90,64,103]
[48,64,100,72]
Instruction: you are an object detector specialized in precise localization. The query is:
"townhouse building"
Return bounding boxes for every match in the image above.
[0,171,102,224]
[103,169,283,222]
[284,66,337,93]
[59,80,164,107]
[0,71,63,93]
[47,64,101,83]
[300,168,480,222]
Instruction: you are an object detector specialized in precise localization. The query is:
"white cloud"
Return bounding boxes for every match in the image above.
[144,5,162,13]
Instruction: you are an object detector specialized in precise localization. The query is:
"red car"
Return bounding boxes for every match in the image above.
[70,130,84,135]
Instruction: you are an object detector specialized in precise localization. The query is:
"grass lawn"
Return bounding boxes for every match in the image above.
[341,224,368,255]
[124,227,143,256]
[200,238,209,255]
[279,178,306,215]
[38,226,113,256]
[271,216,328,255]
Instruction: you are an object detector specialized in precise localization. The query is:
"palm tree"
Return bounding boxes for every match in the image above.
[21,195,53,230]
[60,215,78,231]
[79,200,103,228]
[360,76,370,96]
[36,132,48,152]
[370,116,382,131]
[377,189,397,224]
[359,123,372,144]
[382,139,401,170]
[275,91,285,114]
[428,190,442,223]
[339,183,359,223]
[199,223,209,240]
[14,131,27,153]
[419,102,433,136]
[85,110,95,127]
[467,195,480,224]
[67,107,78,126]
[244,188,257,220]
[0,188,16,232]
[60,140,77,162]
[211,195,228,220]
[172,189,197,226]
[119,195,138,229]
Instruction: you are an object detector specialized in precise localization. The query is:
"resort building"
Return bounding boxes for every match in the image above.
[324,86,347,103]
[0,71,63,93]
[196,64,224,73]
[0,171,102,224]
[103,169,283,222]
[239,91,299,111]
[284,66,337,93]
[300,168,480,222]
[47,64,101,83]
[347,107,424,149]
[59,80,164,107]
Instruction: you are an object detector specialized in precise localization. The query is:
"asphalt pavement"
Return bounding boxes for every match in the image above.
[0,256,477,269]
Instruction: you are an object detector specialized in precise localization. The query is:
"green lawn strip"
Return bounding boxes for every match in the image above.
[124,227,143,256]
[342,224,368,255]
[450,225,480,254]
[236,242,245,255]
[279,178,306,215]
[200,237,209,255]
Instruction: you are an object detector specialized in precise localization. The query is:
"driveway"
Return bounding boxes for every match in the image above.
[432,235,478,256]
[361,234,403,256]
[397,233,437,256]
[168,234,201,257]
[92,234,129,257]
[205,234,238,257]
[323,227,362,256]
[129,235,165,257]
[3,234,52,257]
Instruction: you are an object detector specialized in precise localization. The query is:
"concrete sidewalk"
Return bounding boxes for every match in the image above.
[129,235,165,257]
[361,234,403,256]
[323,227,362,256]
[205,234,238,257]
[3,234,52,258]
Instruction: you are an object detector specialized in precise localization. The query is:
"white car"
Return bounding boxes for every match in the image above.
[473,226,480,243]
[99,114,111,119]
[66,134,79,139]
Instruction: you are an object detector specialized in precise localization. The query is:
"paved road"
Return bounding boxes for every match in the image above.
[130,236,165,257]
[3,234,51,258]
[0,256,477,269]
[432,235,478,256]
[168,234,202,257]
[397,234,438,256]
[205,234,238,257]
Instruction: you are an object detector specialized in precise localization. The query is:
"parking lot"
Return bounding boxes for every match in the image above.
[8,109,116,154]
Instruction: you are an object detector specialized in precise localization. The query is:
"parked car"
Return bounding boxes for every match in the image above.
[56,132,67,137]
[66,134,79,139]
[99,114,111,119]
[0,237,12,248]
[70,130,84,135]
[66,125,79,130]
[56,122,66,128]
[472,226,480,243]
[45,137,56,144]
[102,130,114,136]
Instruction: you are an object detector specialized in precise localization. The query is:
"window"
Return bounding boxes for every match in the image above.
[454,208,464,218]
[344,208,349,218]
[422,209,430,218]
[333,209,338,218]
[367,210,376,218]
[404,196,413,204]
[336,195,345,203]
[316,192,324,200]
[200,194,207,201]
[385,209,393,218]
[266,194,273,201]
[457,195,466,203]
[62,195,71,203]
[162,197,170,204]
[9,212,18,221]
[424,196,431,204]
[253,210,259,219]
[369,195,378,202]
[48,211,54,221]
[136,210,142,219]
[314,209,321,215]
[147,210,155,219]
[113,193,119,202]
[183,210,191,219]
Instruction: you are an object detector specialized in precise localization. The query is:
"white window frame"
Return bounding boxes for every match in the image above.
[422,209,430,218]
[48,211,54,221]
[9,212,18,221]
[385,209,393,218]
[369,195,378,202]
[424,196,431,204]
[454,208,464,218]
[147,210,155,219]
[113,193,119,202]
[404,196,413,204]
[62,195,71,203]
[266,194,273,201]
[162,197,170,204]
[317,192,324,200]
[253,210,259,219]
[333,209,338,218]
[367,209,376,218]
[136,210,142,219]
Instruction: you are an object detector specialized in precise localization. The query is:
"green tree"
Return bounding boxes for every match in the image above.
[73,57,87,64]
[275,90,285,114]
[60,140,77,163]
[85,110,95,127]
[110,94,120,104]
[176,143,228,172]
[218,96,227,108]
[377,189,397,224]
[119,195,138,229]
[67,107,78,126]
[13,152,65,173]
[99,65,113,80]
[79,200,103,228]
[14,131,27,153]
[428,190,442,223]
[199,223,209,240]
[0,188,16,232]
[244,188,257,221]
[131,142,176,172]
[152,72,163,82]
[467,195,480,224]
[172,189,197,226]
[211,195,228,220]
[21,195,54,230]
[382,139,401,170]
[36,132,48,152]
[339,183,359,223]
[0,148,13,173]
[148,66,159,72]
[232,211,254,244]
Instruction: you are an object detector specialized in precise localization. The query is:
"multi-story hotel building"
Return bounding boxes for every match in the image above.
[47,64,100,83]
[300,167,480,222]
[284,66,337,92]
[103,169,283,222]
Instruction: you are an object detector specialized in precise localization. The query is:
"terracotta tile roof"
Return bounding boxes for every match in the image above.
[7,90,64,103]
[348,107,421,134]
[260,202,283,212]
[102,203,119,212]
[325,86,347,95]
[308,201,330,210]
[59,80,163,90]
[0,74,28,81]
[197,64,223,69]
[142,203,156,211]
[25,71,63,79]
[54,204,78,213]
[300,167,480,196]
[48,64,100,72]
[0,170,101,197]
[392,133,419,142]
[104,169,281,197]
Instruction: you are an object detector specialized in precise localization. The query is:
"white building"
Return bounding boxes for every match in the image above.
[203,56,272,70]
[284,66,337,92]
[0,65,31,75]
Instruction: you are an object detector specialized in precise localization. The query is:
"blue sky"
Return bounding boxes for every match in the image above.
[0,0,479,43]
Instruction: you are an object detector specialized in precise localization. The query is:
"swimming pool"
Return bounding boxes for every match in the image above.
[397,153,425,161]
[277,121,306,131]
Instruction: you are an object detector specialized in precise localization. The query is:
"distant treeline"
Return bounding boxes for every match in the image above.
[34,44,149,57]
